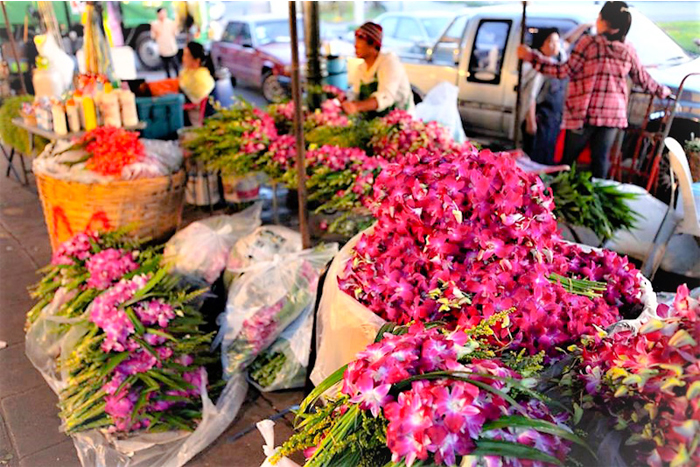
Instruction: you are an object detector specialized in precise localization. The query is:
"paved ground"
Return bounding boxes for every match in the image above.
[0,156,304,466]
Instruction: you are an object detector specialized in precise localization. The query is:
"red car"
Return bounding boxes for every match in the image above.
[211,14,304,102]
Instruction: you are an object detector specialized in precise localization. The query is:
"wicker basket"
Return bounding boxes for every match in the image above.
[36,171,186,251]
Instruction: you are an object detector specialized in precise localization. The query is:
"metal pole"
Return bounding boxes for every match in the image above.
[1,1,28,95]
[289,1,311,249]
[303,1,322,110]
[513,1,527,149]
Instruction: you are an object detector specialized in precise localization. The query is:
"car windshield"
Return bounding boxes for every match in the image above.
[421,17,452,40]
[626,11,692,66]
[254,20,304,45]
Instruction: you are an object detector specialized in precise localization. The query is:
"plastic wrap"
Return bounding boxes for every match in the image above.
[163,203,263,285]
[219,244,338,378]
[258,420,302,467]
[70,372,248,467]
[415,82,467,143]
[248,304,314,392]
[223,226,302,288]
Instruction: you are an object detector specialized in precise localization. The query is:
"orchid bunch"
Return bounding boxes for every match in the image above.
[339,147,644,356]
[26,231,160,327]
[561,285,700,467]
[185,102,278,176]
[275,320,585,467]
[57,269,217,434]
[304,99,350,130]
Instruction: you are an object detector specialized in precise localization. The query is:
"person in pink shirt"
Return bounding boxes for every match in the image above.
[517,1,671,178]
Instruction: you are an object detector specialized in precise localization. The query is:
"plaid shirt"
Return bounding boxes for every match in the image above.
[531,34,670,130]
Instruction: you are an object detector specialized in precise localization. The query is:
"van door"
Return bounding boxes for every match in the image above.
[458,19,513,138]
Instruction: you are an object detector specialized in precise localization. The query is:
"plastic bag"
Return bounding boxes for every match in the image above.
[122,140,183,180]
[219,244,338,378]
[248,304,314,392]
[70,372,249,467]
[415,82,467,143]
[309,229,386,386]
[163,202,263,284]
[223,225,302,288]
[258,420,302,467]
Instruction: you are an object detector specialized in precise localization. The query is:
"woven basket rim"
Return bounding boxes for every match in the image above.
[34,169,185,187]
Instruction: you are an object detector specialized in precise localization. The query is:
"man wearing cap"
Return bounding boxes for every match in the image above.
[342,22,414,118]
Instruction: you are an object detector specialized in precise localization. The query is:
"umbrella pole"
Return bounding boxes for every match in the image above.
[1,1,28,95]
[289,0,311,249]
[513,1,527,150]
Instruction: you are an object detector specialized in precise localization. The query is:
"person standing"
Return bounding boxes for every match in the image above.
[151,8,179,78]
[342,22,414,119]
[517,1,671,178]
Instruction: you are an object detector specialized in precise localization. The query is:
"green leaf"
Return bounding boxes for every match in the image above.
[472,439,562,465]
[297,364,347,419]
[101,352,130,376]
[482,415,593,455]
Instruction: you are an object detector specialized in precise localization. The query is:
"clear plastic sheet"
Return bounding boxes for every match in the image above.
[163,202,263,285]
[414,82,467,143]
[248,304,314,392]
[219,244,338,378]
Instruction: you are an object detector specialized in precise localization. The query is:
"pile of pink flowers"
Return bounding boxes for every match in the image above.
[572,285,700,467]
[340,147,644,356]
[51,231,99,265]
[85,248,139,290]
[369,110,460,160]
[280,323,575,467]
[305,99,349,129]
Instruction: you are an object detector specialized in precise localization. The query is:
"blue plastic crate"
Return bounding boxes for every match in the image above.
[135,94,185,140]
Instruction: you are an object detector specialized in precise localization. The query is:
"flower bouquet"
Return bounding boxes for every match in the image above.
[248,305,314,391]
[220,244,337,377]
[185,102,278,177]
[561,284,700,467]
[272,317,588,467]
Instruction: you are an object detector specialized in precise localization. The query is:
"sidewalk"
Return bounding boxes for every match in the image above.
[0,157,304,467]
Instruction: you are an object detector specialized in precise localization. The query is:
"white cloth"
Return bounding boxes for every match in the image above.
[151,18,178,58]
[349,52,415,113]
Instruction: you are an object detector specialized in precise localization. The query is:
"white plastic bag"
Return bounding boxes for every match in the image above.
[219,244,338,378]
[258,420,302,467]
[163,202,263,284]
[309,230,385,386]
[223,225,302,288]
[248,304,314,392]
[70,372,249,467]
[415,82,467,143]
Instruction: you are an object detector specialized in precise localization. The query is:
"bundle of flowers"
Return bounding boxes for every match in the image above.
[26,231,220,435]
[185,102,278,176]
[26,231,159,327]
[563,284,700,467]
[304,99,349,130]
[368,110,460,161]
[274,318,585,467]
[77,127,146,176]
[58,270,216,434]
[322,84,346,102]
[339,147,644,356]
[267,101,295,134]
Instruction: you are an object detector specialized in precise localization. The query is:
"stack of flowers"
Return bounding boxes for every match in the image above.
[339,147,644,356]
[185,102,278,176]
[304,99,349,130]
[76,127,146,176]
[274,319,583,466]
[26,231,219,435]
[565,284,700,467]
[368,110,460,161]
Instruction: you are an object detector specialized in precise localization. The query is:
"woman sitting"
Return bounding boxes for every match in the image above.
[179,41,215,126]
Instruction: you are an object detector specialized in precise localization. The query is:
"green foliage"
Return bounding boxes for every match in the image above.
[0,95,47,154]
[685,135,700,154]
[305,120,372,149]
[545,165,639,241]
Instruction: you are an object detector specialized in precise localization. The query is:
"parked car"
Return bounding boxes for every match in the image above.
[372,11,455,57]
[211,14,304,102]
[356,4,699,147]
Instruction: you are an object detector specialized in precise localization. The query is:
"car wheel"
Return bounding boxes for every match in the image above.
[262,72,286,103]
[135,31,161,70]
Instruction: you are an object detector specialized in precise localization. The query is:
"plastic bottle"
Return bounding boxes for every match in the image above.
[117,87,139,127]
[51,101,67,135]
[100,84,122,128]
[73,90,85,129]
[82,96,97,131]
[65,98,81,133]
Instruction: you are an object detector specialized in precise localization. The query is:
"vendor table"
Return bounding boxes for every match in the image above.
[7,118,146,185]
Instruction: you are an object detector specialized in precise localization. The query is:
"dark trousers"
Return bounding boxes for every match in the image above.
[161,54,179,78]
[562,126,618,179]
